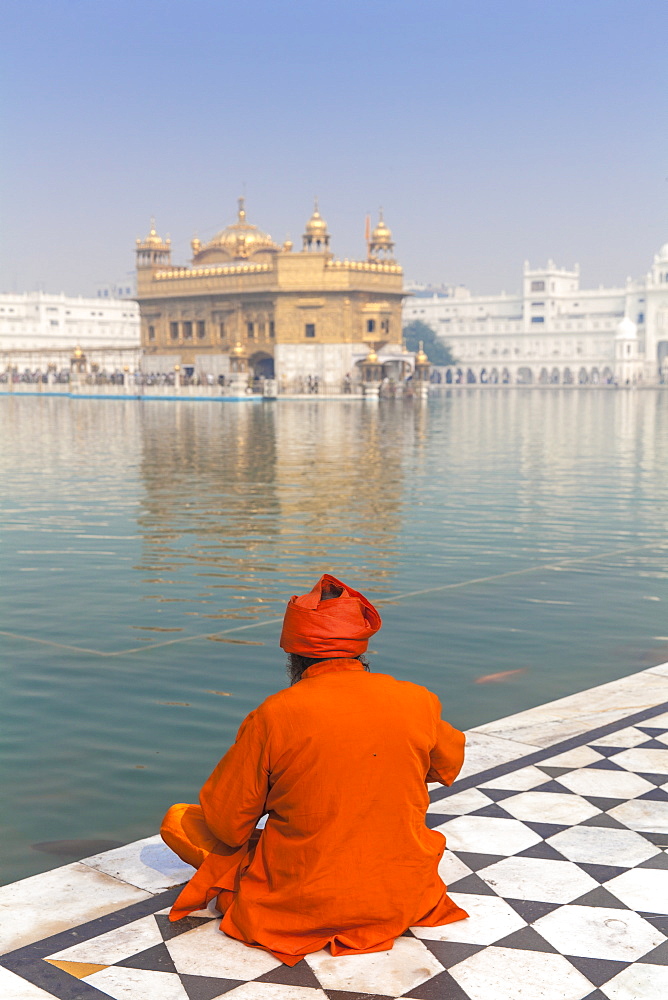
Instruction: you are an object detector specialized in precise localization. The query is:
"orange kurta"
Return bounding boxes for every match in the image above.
[161,659,467,965]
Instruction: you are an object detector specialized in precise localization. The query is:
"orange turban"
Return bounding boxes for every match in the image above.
[280,574,382,658]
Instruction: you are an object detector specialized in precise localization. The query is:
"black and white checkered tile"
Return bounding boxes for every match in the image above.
[3,707,668,1000]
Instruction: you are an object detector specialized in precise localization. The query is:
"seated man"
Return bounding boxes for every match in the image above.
[161,574,468,966]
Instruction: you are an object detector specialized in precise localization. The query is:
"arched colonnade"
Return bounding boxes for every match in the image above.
[434,365,617,386]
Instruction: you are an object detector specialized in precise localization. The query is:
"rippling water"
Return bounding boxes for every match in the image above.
[2,390,668,883]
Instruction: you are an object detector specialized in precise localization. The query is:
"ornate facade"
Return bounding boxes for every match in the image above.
[136,200,407,390]
[404,243,668,386]
[0,291,140,372]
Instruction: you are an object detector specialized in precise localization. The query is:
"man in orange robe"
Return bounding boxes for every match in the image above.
[161,574,468,966]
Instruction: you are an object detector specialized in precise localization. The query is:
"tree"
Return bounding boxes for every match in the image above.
[402,319,456,366]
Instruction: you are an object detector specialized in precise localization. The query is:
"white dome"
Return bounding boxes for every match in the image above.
[657,242,668,261]
[615,316,638,339]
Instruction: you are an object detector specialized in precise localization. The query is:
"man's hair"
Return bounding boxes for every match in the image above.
[286,653,370,686]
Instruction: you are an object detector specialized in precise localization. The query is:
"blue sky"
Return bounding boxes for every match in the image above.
[2,0,667,295]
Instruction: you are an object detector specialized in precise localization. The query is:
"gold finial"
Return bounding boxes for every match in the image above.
[308,198,325,228]
[238,196,246,223]
[232,340,245,355]
[304,198,329,245]
[368,208,394,259]
[138,218,168,248]
[416,340,429,363]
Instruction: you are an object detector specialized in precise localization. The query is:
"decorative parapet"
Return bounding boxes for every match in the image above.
[326,260,402,274]
[153,263,272,281]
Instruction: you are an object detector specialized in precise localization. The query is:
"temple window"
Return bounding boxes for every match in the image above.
[197,321,206,339]
[247,321,254,338]
[531,280,545,292]
[367,319,376,333]
[258,322,266,338]
[148,325,155,341]
[219,322,225,340]
[269,321,275,338]
[183,321,193,339]
[305,323,316,338]
[170,322,179,340]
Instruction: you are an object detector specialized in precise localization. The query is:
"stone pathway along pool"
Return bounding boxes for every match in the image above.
[2,662,668,1000]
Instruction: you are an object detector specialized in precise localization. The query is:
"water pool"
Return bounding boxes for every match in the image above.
[1,389,667,882]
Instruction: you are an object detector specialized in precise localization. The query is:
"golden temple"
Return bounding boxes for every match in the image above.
[136,199,406,388]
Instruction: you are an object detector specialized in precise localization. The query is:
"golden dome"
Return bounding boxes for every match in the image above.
[144,227,163,247]
[231,340,245,356]
[305,198,328,236]
[365,349,379,364]
[137,218,170,249]
[370,210,393,247]
[204,198,278,259]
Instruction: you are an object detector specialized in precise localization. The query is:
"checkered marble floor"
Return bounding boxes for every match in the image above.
[2,668,668,1000]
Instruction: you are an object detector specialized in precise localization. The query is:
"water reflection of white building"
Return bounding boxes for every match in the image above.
[404,242,668,386]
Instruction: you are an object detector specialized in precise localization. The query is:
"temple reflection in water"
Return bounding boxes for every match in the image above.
[135,400,428,624]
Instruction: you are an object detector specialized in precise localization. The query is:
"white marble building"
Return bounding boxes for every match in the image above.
[404,242,668,385]
[0,292,140,372]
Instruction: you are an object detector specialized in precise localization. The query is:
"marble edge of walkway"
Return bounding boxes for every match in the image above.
[2,660,668,960]
[469,659,668,749]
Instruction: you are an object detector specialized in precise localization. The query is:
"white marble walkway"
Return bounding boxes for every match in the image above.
[2,662,668,1000]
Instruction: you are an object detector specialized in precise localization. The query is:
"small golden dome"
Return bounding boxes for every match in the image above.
[365,349,379,364]
[73,345,83,359]
[231,341,245,355]
[145,218,168,245]
[137,218,170,250]
[415,341,429,364]
[371,210,393,246]
[305,198,328,236]
[144,227,162,246]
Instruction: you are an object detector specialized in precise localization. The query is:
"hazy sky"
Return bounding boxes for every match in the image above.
[2,0,667,297]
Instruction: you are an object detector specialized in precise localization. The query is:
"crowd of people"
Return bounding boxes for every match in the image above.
[2,368,426,394]
[0,369,233,387]
[6,366,638,392]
